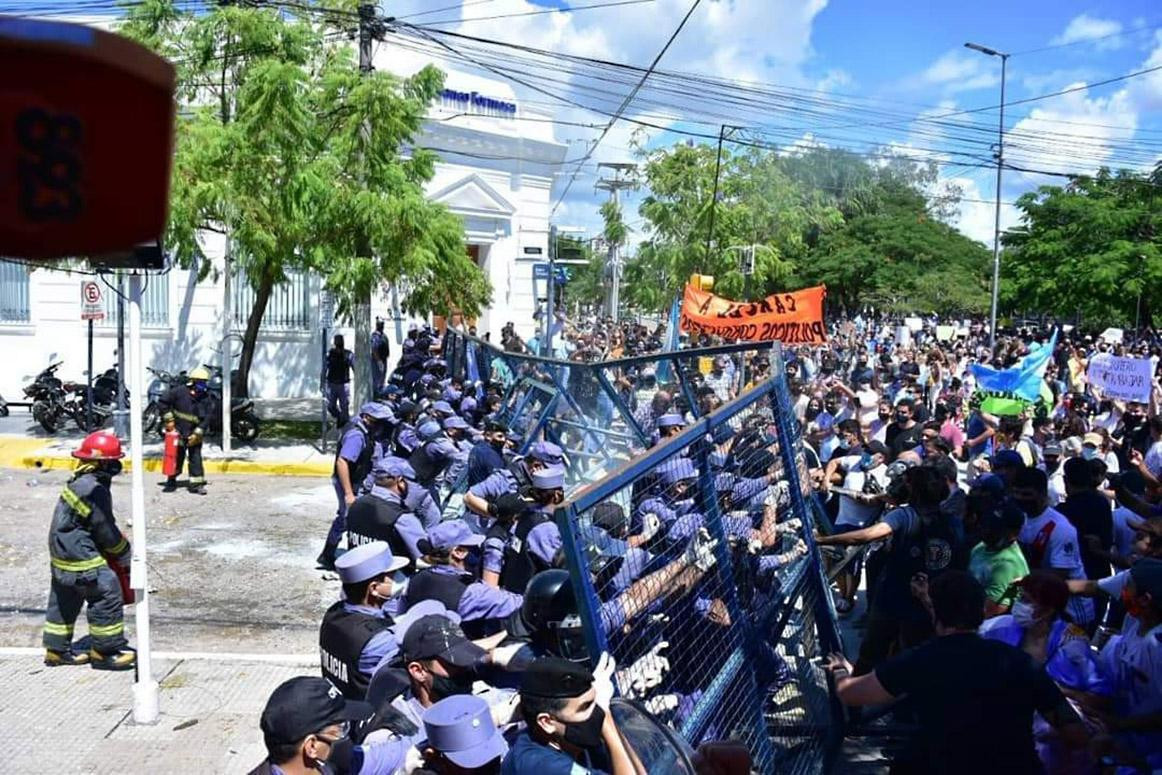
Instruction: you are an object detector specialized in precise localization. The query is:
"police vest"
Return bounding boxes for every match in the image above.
[409,441,447,485]
[405,568,471,614]
[318,600,393,700]
[508,459,533,496]
[326,348,351,384]
[499,509,554,595]
[345,493,412,562]
[334,425,373,486]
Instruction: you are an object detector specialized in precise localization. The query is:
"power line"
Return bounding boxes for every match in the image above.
[550,0,701,216]
[417,0,656,27]
[1010,20,1162,57]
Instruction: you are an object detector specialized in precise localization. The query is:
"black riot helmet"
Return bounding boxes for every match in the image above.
[519,569,588,663]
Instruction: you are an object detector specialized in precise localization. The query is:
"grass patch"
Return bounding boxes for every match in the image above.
[261,419,326,442]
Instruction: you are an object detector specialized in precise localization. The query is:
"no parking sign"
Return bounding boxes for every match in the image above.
[81,279,104,321]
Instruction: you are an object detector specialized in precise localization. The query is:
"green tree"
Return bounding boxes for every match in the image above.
[1001,167,1162,327]
[121,0,489,396]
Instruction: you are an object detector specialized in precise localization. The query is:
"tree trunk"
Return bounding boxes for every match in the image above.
[234,268,275,399]
[353,296,371,408]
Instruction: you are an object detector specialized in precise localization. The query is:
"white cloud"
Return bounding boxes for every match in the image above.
[1051,14,1123,50]
[945,175,1019,249]
[919,50,1000,94]
[815,68,853,93]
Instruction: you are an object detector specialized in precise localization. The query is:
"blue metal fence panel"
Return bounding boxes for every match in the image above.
[441,330,844,772]
[0,260,30,322]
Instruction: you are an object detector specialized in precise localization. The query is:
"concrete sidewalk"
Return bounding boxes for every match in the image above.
[1,652,312,774]
[0,434,333,476]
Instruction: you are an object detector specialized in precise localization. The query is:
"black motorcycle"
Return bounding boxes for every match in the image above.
[23,362,66,433]
[203,364,261,443]
[149,364,261,443]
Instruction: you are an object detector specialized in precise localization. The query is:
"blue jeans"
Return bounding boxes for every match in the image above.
[326,382,350,426]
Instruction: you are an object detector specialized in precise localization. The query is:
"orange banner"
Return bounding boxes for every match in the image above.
[679,284,827,344]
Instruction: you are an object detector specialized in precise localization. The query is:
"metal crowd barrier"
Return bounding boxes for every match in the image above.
[442,331,845,772]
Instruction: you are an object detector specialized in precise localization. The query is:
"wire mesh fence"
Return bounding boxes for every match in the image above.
[441,330,844,772]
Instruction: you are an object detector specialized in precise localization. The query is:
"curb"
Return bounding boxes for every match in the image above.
[0,437,331,477]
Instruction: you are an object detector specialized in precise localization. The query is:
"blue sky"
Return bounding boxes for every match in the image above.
[6,0,1160,250]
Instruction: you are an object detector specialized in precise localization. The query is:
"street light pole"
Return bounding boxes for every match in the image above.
[966,41,1009,354]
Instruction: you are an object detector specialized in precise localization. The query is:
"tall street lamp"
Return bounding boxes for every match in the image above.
[965,41,1009,353]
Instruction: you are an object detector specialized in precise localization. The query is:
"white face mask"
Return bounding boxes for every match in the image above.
[1011,600,1038,627]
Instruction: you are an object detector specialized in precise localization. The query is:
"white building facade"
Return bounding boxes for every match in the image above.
[0,51,566,402]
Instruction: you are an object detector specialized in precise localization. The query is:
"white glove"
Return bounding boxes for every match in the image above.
[615,641,670,698]
[490,692,521,727]
[685,528,719,572]
[747,538,763,555]
[774,539,808,566]
[638,512,661,541]
[491,641,528,670]
[643,693,680,714]
[774,517,803,535]
[593,651,617,711]
[402,745,425,774]
[765,480,791,509]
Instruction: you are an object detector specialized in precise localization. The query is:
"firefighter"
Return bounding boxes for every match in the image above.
[159,366,211,494]
[43,431,136,670]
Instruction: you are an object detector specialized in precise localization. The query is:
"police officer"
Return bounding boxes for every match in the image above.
[319,541,409,700]
[420,695,508,774]
[326,333,355,427]
[252,676,411,775]
[635,456,700,538]
[43,431,136,670]
[371,317,391,396]
[347,457,427,574]
[463,441,565,533]
[467,420,508,486]
[392,401,421,457]
[407,521,522,638]
[441,416,474,486]
[409,419,460,509]
[159,366,211,495]
[319,402,394,571]
[393,615,489,730]
[502,657,637,775]
[489,468,566,594]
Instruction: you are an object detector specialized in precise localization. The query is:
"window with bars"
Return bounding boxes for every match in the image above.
[0,260,31,323]
[232,267,313,330]
[100,275,170,328]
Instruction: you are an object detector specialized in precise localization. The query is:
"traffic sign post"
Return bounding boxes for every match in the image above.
[81,279,105,431]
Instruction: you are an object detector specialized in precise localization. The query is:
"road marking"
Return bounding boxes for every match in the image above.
[0,646,316,665]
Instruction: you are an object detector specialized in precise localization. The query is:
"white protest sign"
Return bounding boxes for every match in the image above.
[1088,353,1152,403]
[904,316,923,332]
[1099,327,1123,344]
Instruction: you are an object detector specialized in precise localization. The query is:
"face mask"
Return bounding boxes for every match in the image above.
[429,669,475,702]
[878,410,891,421]
[895,411,909,424]
[806,407,821,420]
[1121,586,1149,620]
[860,452,874,471]
[1082,447,1098,461]
[561,705,606,750]
[1125,415,1144,430]
[1014,497,1041,518]
[1010,600,1038,627]
[490,439,506,452]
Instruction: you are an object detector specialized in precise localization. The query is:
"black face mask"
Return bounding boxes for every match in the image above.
[562,705,606,750]
[429,669,474,702]
[1124,415,1144,430]
[895,411,910,424]
[805,406,821,420]
[490,439,506,452]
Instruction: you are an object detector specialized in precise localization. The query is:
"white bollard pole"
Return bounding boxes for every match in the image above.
[128,273,158,724]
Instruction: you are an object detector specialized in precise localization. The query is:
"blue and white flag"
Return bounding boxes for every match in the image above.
[656,297,682,383]
[970,329,1058,403]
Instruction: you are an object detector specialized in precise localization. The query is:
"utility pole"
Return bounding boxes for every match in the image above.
[544,224,557,357]
[115,272,127,438]
[965,42,1009,353]
[702,125,729,270]
[595,162,637,322]
[353,2,384,407]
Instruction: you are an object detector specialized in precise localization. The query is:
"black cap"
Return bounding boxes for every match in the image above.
[260,677,373,746]
[520,657,593,699]
[1130,557,1162,599]
[402,615,486,667]
[865,440,889,457]
[484,419,507,433]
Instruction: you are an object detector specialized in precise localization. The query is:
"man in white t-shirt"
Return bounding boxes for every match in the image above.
[823,441,889,614]
[1011,466,1094,627]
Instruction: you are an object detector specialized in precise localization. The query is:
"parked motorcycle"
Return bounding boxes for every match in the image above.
[147,364,261,443]
[23,362,66,433]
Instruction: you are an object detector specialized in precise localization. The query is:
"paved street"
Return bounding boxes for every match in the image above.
[0,465,344,771]
[0,466,337,652]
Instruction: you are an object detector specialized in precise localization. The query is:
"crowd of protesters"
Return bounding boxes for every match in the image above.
[253,311,1162,774]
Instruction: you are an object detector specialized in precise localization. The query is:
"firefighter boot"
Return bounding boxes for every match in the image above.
[90,648,136,672]
[162,478,178,493]
[44,648,90,667]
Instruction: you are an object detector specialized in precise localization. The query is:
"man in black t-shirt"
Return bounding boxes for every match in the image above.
[826,571,1086,774]
[885,398,924,461]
